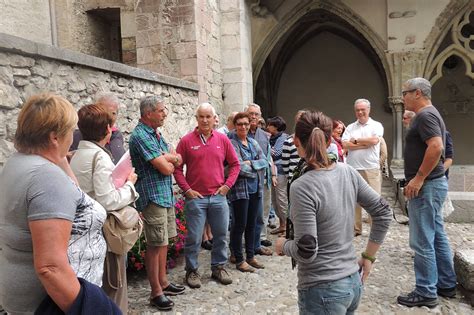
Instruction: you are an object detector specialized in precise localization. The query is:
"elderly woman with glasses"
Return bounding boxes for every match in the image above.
[0,94,110,313]
[228,112,269,272]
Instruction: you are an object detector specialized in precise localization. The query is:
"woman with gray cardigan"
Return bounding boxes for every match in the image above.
[275,111,392,315]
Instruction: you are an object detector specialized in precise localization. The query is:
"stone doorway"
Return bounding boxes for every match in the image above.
[254,9,391,154]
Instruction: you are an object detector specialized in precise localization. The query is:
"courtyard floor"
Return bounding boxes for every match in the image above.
[127,179,474,314]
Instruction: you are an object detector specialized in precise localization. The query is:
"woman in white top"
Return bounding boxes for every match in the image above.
[70,104,138,314]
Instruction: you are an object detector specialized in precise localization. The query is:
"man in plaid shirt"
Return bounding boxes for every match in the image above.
[129,96,185,311]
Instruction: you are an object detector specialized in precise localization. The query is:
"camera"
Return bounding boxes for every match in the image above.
[398,179,407,188]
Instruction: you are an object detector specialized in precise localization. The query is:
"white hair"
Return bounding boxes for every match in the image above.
[354,98,371,108]
[196,102,217,117]
[244,103,261,112]
[95,92,120,106]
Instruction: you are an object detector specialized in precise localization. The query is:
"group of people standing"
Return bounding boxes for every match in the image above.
[0,76,458,314]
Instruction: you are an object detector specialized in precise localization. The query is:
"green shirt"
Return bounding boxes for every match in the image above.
[129,121,173,210]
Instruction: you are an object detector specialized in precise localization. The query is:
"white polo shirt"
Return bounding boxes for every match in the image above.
[341,117,384,170]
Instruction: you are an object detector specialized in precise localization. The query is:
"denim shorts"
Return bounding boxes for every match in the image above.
[298,272,363,315]
[142,203,177,247]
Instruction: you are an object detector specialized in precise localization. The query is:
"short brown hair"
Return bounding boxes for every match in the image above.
[15,93,77,154]
[77,104,113,142]
[233,112,250,125]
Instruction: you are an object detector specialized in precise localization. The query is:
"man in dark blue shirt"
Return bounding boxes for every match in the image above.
[397,78,457,308]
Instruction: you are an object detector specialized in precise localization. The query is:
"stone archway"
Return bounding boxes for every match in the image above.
[253,4,391,157]
[424,6,473,165]
[252,0,392,96]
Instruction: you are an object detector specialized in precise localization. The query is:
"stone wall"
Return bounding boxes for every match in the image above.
[135,0,225,111]
[0,33,199,168]
[0,0,53,45]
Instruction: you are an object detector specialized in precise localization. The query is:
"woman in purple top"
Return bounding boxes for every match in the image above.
[332,119,346,163]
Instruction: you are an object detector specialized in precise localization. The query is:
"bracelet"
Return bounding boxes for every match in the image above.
[361,252,376,263]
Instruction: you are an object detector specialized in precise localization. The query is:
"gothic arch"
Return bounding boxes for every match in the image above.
[423,1,473,83]
[252,0,391,95]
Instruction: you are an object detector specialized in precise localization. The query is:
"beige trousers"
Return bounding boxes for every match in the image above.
[355,168,381,234]
[271,174,288,226]
[102,252,128,314]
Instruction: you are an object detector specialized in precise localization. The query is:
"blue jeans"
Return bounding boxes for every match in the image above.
[184,194,229,271]
[230,193,260,264]
[298,272,362,315]
[254,192,265,252]
[408,176,456,298]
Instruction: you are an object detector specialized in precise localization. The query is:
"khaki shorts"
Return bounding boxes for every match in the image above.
[142,203,177,247]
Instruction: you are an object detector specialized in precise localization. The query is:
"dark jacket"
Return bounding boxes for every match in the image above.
[71,129,125,163]
[35,278,122,315]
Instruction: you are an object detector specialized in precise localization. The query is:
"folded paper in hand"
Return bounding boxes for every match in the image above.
[112,150,132,188]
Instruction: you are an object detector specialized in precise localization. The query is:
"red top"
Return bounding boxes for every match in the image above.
[174,129,240,195]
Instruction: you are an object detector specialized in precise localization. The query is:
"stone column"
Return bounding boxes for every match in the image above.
[220,0,253,112]
[389,96,404,168]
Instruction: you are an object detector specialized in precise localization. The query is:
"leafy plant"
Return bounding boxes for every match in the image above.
[127,194,187,271]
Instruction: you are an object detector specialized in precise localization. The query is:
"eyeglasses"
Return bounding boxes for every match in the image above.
[236,122,249,127]
[402,89,417,97]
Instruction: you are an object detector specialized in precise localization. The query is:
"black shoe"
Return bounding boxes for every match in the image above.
[397,291,438,308]
[261,239,272,247]
[163,282,186,296]
[437,286,456,298]
[201,240,212,250]
[150,294,174,311]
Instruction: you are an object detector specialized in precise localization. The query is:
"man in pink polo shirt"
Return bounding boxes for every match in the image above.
[174,103,240,289]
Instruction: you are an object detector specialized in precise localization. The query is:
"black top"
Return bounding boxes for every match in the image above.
[70,129,125,164]
[404,105,446,181]
[445,130,453,179]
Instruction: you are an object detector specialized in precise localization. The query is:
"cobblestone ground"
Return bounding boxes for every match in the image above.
[131,179,472,314]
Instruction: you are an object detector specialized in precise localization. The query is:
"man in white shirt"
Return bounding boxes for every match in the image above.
[342,98,384,236]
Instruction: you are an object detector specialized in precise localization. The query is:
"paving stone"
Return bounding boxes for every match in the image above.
[128,178,474,313]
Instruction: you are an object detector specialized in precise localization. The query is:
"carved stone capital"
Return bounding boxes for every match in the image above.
[388,96,404,113]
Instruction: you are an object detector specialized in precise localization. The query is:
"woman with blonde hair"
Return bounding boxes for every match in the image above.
[70,104,138,313]
[276,110,391,314]
[0,94,109,313]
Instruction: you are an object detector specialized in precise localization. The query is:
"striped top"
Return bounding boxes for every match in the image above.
[269,132,288,174]
[281,135,301,180]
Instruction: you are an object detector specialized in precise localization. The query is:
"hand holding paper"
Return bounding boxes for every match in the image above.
[112,150,133,188]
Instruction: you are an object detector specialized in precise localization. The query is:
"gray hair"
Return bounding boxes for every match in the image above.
[227,111,238,122]
[196,102,217,117]
[140,95,164,117]
[404,110,416,119]
[95,92,120,106]
[405,77,432,99]
[244,103,261,112]
[354,98,371,108]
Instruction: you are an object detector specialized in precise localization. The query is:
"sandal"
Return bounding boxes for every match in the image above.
[270,227,286,235]
[255,246,273,256]
[236,261,255,273]
[246,258,265,269]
